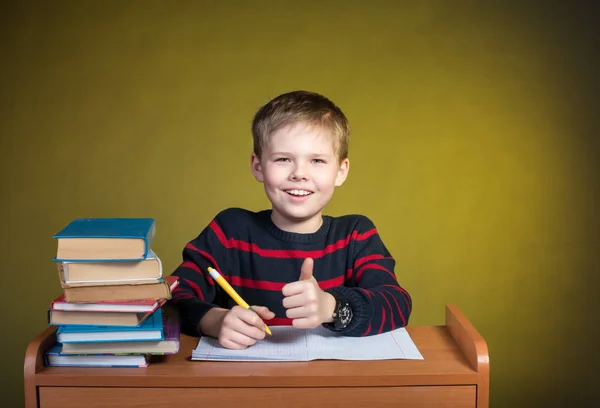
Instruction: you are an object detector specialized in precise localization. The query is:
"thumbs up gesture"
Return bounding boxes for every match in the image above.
[282,258,337,329]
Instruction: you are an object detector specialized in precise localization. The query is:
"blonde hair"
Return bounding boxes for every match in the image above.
[252,91,350,162]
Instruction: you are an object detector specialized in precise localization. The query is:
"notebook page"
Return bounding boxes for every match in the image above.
[305,326,424,360]
[192,326,309,361]
[192,326,423,361]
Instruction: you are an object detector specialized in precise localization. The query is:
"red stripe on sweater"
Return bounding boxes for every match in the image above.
[171,287,193,301]
[360,288,373,299]
[345,268,353,282]
[225,275,344,291]
[354,254,386,268]
[378,305,387,334]
[179,278,204,300]
[382,284,411,312]
[267,317,293,326]
[399,287,412,311]
[181,261,200,272]
[180,261,215,286]
[384,287,406,326]
[227,276,284,291]
[210,221,377,258]
[380,291,396,329]
[184,244,223,285]
[318,275,345,290]
[355,228,378,241]
[355,263,396,282]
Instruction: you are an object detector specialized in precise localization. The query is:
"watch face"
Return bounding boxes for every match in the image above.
[336,301,353,328]
[339,305,352,325]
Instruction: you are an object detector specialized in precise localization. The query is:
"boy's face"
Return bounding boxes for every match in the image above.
[251,123,349,233]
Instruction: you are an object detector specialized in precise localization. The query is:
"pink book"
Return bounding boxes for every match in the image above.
[51,294,164,313]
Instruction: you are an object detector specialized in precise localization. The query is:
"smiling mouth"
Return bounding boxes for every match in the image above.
[285,189,313,197]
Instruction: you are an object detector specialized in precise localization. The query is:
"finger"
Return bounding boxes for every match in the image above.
[219,338,247,350]
[224,330,258,348]
[285,305,312,319]
[282,293,307,309]
[282,281,305,297]
[299,257,314,281]
[292,317,320,329]
[227,307,268,338]
[251,305,276,320]
[219,333,252,350]
[237,308,269,334]
[222,318,265,342]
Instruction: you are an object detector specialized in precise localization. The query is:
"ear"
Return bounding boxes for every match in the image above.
[250,153,264,182]
[334,158,350,187]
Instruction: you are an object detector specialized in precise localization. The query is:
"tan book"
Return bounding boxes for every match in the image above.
[63,276,178,303]
[57,249,162,287]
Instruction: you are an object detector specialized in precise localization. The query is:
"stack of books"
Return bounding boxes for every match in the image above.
[44,217,180,368]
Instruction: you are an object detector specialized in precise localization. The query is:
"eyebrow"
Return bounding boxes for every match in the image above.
[269,152,333,158]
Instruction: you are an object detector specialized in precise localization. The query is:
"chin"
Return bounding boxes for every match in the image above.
[282,211,314,221]
[278,209,321,223]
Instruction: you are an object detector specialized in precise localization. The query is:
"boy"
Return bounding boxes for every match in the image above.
[171,90,411,350]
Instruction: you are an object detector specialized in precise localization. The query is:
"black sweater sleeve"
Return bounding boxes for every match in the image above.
[327,216,412,336]
[169,215,229,337]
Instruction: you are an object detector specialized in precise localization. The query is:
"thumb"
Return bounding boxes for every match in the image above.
[299,257,314,281]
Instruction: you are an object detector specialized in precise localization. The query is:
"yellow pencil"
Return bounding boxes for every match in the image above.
[207,266,272,335]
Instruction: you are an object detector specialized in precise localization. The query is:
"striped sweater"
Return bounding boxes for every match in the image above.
[170,208,412,337]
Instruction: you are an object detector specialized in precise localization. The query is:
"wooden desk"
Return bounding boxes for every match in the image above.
[24,304,489,408]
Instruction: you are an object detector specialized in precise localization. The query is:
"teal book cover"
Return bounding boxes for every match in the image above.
[53,217,156,262]
[56,308,164,343]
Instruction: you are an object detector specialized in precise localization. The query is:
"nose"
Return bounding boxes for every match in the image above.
[290,163,308,181]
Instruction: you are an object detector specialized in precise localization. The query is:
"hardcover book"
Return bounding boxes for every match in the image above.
[45,344,150,367]
[62,275,178,303]
[48,308,156,327]
[53,217,156,262]
[57,249,163,287]
[56,308,164,343]
[50,294,165,313]
[60,306,180,355]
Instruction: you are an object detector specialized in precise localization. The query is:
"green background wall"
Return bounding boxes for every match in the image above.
[1,1,598,407]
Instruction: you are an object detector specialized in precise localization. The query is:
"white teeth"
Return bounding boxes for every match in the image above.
[287,189,312,196]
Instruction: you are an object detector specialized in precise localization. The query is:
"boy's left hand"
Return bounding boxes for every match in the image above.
[282,257,336,328]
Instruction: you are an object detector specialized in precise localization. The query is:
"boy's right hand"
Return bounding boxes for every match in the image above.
[218,305,274,350]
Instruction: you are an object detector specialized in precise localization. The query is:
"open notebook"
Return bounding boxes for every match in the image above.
[192,326,423,361]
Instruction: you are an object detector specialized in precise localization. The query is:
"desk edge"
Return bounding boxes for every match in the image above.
[24,326,57,408]
[445,304,489,408]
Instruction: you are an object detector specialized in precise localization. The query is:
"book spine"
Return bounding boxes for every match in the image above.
[162,308,181,341]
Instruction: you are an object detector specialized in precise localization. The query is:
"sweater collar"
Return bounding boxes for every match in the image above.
[259,210,331,243]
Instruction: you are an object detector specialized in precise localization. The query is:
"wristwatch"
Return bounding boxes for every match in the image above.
[331,295,353,330]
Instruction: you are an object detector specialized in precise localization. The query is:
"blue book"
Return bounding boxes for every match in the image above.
[56,308,164,343]
[45,344,150,367]
[53,218,156,262]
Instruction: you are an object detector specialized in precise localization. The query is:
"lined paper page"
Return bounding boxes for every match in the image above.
[306,326,423,360]
[192,326,309,361]
[192,326,423,361]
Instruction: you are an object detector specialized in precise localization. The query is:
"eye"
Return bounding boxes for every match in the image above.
[311,158,326,164]
[275,157,291,162]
